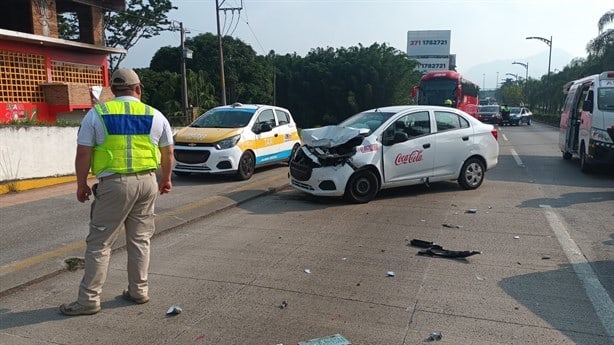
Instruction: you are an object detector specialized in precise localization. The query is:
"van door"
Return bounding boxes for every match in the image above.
[563,82,591,155]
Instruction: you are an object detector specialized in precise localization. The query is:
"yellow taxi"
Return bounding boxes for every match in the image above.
[173,103,301,180]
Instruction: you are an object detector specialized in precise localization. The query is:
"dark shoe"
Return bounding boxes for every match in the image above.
[59,301,101,316]
[122,289,150,304]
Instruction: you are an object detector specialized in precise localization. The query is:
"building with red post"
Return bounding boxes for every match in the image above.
[0,0,126,123]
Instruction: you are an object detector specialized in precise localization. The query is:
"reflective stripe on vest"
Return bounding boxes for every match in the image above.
[91,100,158,175]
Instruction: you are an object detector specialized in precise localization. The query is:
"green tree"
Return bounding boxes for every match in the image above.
[105,0,177,70]
[587,9,614,57]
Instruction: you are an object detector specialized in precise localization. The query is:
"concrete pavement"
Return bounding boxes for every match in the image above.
[1,169,613,344]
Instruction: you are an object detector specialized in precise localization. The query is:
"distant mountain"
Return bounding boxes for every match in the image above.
[461,48,577,89]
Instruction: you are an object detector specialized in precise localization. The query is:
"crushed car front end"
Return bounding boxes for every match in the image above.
[289,126,377,197]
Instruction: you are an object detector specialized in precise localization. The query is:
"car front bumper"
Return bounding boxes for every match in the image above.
[173,145,242,174]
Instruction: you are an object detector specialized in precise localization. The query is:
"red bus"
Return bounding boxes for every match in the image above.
[412,70,480,118]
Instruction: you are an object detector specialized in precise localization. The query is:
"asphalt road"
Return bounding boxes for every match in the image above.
[1,121,613,344]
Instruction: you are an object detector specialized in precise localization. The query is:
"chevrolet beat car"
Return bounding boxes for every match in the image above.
[289,105,499,203]
[173,103,301,180]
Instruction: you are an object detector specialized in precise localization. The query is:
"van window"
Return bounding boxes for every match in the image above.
[598,87,614,111]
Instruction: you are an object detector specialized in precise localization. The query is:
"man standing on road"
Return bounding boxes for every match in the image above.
[60,68,174,316]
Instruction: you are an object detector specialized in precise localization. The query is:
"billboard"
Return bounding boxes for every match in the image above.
[407,30,452,73]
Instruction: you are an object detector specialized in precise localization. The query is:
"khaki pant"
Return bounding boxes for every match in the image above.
[77,171,157,307]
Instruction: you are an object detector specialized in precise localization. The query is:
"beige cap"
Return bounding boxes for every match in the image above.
[111,68,141,88]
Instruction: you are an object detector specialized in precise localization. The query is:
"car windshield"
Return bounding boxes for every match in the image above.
[190,108,256,128]
[598,87,614,111]
[510,107,522,114]
[338,111,397,132]
[479,106,499,113]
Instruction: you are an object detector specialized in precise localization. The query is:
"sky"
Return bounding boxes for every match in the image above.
[122,0,612,89]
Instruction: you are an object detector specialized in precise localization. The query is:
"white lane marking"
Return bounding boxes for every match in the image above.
[509,148,524,167]
[501,133,509,141]
[541,205,614,340]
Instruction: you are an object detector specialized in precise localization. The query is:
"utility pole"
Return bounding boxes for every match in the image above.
[215,0,243,106]
[179,21,189,120]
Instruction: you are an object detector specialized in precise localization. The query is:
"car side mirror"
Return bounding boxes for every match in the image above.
[254,122,272,134]
[394,132,409,144]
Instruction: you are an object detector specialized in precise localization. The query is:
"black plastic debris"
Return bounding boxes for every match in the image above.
[442,223,462,229]
[410,239,481,258]
[278,300,288,309]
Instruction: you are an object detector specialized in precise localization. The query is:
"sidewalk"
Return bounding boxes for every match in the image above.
[0,172,289,297]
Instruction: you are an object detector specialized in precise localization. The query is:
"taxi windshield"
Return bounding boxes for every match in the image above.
[191,108,256,128]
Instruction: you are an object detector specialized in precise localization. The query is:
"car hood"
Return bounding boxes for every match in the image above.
[174,127,243,143]
[300,125,367,148]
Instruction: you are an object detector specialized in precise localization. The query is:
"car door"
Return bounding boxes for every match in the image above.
[432,110,473,177]
[382,111,435,183]
[273,108,298,160]
[251,108,281,165]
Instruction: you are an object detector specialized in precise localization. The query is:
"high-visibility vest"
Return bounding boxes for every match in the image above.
[91,100,159,175]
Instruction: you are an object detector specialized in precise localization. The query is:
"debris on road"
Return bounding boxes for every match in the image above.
[64,257,85,271]
[304,269,311,274]
[387,271,396,277]
[166,305,182,316]
[278,300,288,309]
[442,223,462,229]
[409,239,481,259]
[465,208,477,213]
[425,331,443,342]
[297,334,351,345]
[513,236,520,239]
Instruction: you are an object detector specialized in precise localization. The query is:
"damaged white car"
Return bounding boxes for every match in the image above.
[289,105,499,203]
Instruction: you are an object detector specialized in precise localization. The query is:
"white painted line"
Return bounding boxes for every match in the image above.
[510,148,524,167]
[541,205,614,340]
[502,133,508,141]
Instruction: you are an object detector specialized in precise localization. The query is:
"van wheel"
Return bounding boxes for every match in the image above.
[562,152,572,160]
[344,170,379,203]
[579,144,592,173]
[458,157,485,190]
[236,151,255,180]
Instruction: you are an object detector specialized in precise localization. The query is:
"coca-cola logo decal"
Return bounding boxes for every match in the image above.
[395,150,423,165]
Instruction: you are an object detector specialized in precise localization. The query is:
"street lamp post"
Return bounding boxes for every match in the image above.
[512,61,529,81]
[526,36,552,78]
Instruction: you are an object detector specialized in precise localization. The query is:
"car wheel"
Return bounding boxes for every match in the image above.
[344,169,379,203]
[527,117,532,125]
[236,151,255,180]
[562,151,572,160]
[458,157,485,190]
[287,143,300,165]
[173,171,191,177]
[579,143,592,173]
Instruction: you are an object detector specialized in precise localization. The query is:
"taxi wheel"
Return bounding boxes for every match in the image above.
[458,157,484,190]
[236,151,255,180]
[344,169,379,204]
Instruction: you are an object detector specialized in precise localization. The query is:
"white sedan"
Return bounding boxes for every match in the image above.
[289,105,499,203]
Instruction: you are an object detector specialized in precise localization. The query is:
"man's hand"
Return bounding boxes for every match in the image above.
[158,179,172,195]
[77,184,92,202]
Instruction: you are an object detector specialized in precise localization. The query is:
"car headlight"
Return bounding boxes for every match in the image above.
[214,134,241,150]
[590,127,614,143]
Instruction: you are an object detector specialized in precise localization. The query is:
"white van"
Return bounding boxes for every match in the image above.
[559,71,614,172]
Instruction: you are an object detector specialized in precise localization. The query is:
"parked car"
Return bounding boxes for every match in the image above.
[173,103,301,180]
[289,105,499,203]
[501,106,532,126]
[477,105,502,124]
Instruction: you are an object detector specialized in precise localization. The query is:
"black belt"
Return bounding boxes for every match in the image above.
[99,170,155,181]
